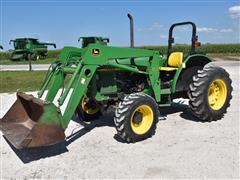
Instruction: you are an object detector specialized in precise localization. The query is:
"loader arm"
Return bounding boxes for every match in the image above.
[38,62,98,128]
[38,44,162,126]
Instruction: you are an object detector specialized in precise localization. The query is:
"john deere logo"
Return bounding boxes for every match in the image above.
[92,48,100,56]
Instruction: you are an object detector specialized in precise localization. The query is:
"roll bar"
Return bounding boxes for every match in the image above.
[167,21,198,56]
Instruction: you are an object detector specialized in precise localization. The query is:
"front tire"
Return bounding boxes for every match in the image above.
[114,93,159,142]
[76,96,101,122]
[188,65,232,121]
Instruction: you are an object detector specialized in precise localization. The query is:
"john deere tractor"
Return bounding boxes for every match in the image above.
[9,38,56,61]
[0,14,232,149]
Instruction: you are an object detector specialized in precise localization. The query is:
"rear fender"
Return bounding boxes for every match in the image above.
[171,54,211,93]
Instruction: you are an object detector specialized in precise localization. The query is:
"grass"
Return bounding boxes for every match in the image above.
[0,49,61,65]
[0,71,47,93]
[140,44,240,54]
[0,71,72,93]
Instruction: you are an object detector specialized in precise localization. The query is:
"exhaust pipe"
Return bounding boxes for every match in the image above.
[127,13,134,48]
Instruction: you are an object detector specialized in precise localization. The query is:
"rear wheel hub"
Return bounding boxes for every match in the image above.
[208,79,227,110]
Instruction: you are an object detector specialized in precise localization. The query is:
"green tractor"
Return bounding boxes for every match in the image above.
[0,14,232,149]
[9,38,56,61]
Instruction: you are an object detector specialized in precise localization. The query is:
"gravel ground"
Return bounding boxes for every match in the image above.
[0,61,239,179]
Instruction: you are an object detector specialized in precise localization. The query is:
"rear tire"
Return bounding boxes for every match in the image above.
[114,93,159,142]
[188,65,232,121]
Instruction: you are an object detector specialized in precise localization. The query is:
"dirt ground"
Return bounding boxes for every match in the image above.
[0,61,239,179]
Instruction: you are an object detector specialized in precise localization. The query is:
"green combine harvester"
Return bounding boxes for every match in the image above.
[9,38,56,61]
[0,14,232,149]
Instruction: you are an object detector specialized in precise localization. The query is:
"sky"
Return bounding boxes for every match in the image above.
[0,0,239,50]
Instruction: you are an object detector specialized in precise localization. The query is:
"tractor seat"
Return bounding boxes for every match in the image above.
[160,52,185,71]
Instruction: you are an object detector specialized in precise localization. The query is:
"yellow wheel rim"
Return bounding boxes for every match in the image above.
[130,105,154,135]
[208,79,227,110]
[81,97,99,115]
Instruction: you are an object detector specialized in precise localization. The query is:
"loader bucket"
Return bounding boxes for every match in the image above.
[0,93,65,149]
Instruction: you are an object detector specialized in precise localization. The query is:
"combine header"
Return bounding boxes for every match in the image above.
[9,38,56,61]
[0,14,232,149]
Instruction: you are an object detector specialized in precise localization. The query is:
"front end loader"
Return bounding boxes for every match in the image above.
[9,38,56,61]
[0,14,232,149]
